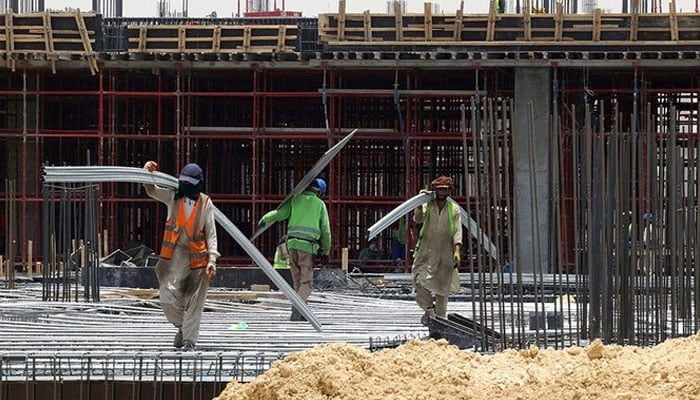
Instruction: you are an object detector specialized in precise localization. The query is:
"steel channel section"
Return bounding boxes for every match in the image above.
[251,128,357,240]
[368,192,498,259]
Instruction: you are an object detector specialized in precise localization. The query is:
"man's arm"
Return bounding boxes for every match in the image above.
[319,203,331,256]
[260,199,293,225]
[204,198,221,262]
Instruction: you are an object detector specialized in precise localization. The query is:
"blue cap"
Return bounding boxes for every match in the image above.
[179,163,202,185]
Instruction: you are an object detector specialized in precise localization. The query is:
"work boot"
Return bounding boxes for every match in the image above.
[421,308,435,326]
[173,328,183,349]
[182,340,195,352]
[290,308,307,322]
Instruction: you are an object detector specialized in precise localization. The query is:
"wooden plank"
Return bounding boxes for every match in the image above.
[212,25,221,51]
[394,1,403,41]
[138,27,147,51]
[555,2,563,41]
[424,2,433,41]
[363,10,372,42]
[453,0,464,41]
[73,9,98,74]
[177,26,185,52]
[26,29,95,35]
[243,26,251,52]
[630,0,638,41]
[6,9,16,71]
[523,0,531,42]
[276,25,286,51]
[338,0,346,41]
[323,38,700,46]
[669,0,678,41]
[593,8,601,41]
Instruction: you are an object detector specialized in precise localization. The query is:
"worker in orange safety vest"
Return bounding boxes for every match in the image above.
[143,161,220,351]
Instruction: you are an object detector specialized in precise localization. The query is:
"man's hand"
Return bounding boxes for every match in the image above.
[257,219,266,229]
[320,255,329,266]
[206,262,217,281]
[143,161,158,172]
[419,189,431,195]
[453,248,461,268]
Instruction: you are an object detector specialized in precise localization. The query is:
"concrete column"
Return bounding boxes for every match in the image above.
[513,67,551,274]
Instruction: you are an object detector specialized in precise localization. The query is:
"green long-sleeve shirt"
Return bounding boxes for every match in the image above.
[261,191,331,256]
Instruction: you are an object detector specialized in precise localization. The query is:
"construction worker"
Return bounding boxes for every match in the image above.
[412,176,463,326]
[258,178,331,321]
[273,235,291,269]
[142,161,219,351]
[391,217,407,266]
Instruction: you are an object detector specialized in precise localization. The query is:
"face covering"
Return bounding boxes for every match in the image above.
[176,181,202,200]
[435,188,450,201]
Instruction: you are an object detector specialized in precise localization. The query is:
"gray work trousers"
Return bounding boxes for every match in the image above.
[415,283,448,317]
[288,248,314,302]
[155,236,209,345]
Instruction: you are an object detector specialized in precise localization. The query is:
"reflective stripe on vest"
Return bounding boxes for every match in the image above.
[287,225,321,243]
[159,194,209,268]
[416,200,456,252]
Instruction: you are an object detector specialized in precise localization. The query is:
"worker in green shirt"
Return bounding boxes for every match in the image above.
[258,178,331,321]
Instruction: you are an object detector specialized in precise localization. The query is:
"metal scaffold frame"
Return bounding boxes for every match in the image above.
[0,55,698,350]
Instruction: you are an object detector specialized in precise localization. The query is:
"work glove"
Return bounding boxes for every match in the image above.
[143,161,158,172]
[206,262,217,282]
[320,255,329,266]
[419,189,431,195]
[257,219,266,229]
[453,248,461,268]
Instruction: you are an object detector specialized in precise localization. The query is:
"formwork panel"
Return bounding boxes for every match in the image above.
[263,97,325,129]
[186,139,253,196]
[189,71,255,92]
[340,140,405,198]
[415,140,466,191]
[341,203,396,261]
[108,70,169,92]
[107,139,177,178]
[109,97,175,135]
[256,138,328,198]
[41,138,100,166]
[215,203,255,259]
[191,96,255,128]
[42,96,99,131]
[42,73,99,91]
[337,96,398,131]
[412,97,469,134]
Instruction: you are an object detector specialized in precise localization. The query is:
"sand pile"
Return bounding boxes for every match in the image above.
[214,331,700,400]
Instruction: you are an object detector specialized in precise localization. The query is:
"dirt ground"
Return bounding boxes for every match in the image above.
[214,331,700,400]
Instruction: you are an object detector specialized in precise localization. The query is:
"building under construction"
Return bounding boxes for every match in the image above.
[1,0,699,396]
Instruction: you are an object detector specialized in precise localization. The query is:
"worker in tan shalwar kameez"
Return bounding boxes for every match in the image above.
[412,176,462,326]
[143,161,220,351]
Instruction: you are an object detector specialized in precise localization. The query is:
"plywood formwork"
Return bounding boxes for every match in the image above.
[0,11,99,73]
[127,24,299,53]
[319,1,700,47]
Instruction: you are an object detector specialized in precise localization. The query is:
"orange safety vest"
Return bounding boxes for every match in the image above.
[160,194,209,268]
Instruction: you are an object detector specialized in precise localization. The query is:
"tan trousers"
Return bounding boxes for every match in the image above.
[155,236,209,345]
[288,248,314,302]
[415,283,448,317]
